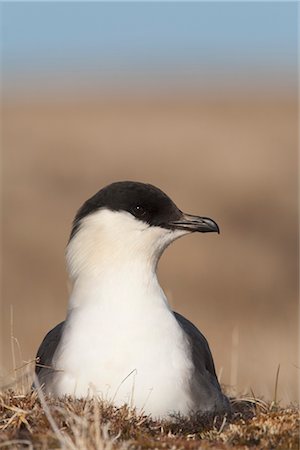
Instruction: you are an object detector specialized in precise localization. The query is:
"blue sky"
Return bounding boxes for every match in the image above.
[1,2,298,92]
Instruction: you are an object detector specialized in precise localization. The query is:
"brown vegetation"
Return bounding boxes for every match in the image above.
[0,388,299,450]
[1,89,298,448]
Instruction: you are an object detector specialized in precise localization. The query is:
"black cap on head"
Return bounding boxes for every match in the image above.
[70,181,220,241]
[70,181,183,240]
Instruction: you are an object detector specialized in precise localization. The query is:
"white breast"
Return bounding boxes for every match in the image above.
[46,209,195,417]
[49,279,194,417]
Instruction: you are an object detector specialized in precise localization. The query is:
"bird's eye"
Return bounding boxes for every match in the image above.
[133,205,146,217]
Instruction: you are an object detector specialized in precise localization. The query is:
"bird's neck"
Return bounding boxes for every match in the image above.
[65,215,174,313]
[68,259,169,312]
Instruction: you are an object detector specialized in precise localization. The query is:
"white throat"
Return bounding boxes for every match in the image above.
[66,209,186,308]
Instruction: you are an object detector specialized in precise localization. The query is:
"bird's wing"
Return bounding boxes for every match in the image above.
[174,312,218,379]
[174,311,230,413]
[35,321,65,384]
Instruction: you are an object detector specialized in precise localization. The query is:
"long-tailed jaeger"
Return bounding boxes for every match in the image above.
[35,181,230,418]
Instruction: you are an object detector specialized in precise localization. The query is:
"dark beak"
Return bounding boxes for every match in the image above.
[170,213,220,234]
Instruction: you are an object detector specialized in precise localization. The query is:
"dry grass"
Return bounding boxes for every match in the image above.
[0,383,298,450]
[1,91,298,448]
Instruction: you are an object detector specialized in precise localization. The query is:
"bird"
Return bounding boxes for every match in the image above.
[34,181,230,418]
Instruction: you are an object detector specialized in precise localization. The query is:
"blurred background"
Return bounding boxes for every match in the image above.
[1,3,298,404]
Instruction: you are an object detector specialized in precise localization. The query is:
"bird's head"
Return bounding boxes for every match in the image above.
[66,181,219,280]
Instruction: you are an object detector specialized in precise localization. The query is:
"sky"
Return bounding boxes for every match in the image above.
[1,2,298,94]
